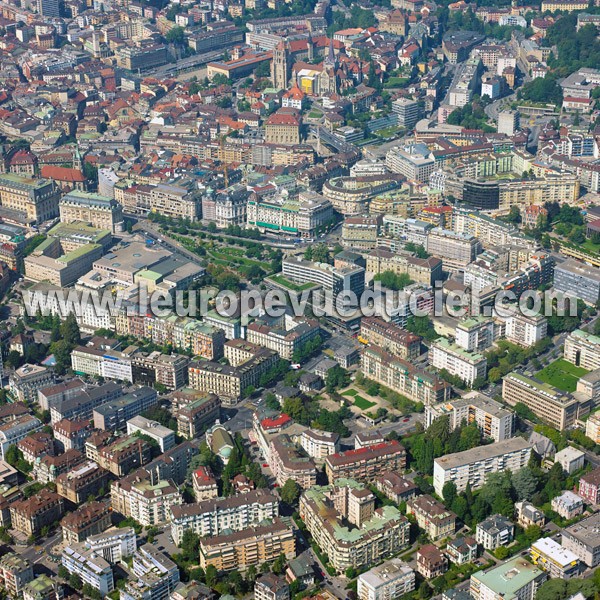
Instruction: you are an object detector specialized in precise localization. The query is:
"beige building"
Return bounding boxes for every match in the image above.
[427,228,480,273]
[359,316,421,360]
[10,489,65,536]
[59,190,124,233]
[61,501,112,544]
[564,329,600,371]
[300,479,410,573]
[0,553,33,598]
[300,429,340,459]
[502,372,591,431]
[366,249,443,286]
[264,110,301,145]
[149,184,200,220]
[176,392,221,439]
[246,317,320,361]
[270,434,318,488]
[199,518,296,571]
[407,495,456,541]
[341,216,381,250]
[0,173,60,224]
[56,461,111,504]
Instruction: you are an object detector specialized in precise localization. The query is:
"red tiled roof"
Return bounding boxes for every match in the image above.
[40,165,86,183]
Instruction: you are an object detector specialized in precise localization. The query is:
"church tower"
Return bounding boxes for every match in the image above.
[271,41,289,91]
[307,31,315,62]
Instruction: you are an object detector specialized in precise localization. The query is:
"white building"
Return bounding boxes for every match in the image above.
[429,338,487,386]
[497,111,520,136]
[476,514,514,550]
[62,544,114,596]
[86,527,137,563]
[554,447,585,474]
[0,415,43,461]
[455,317,494,352]
[126,416,176,453]
[551,491,584,520]
[300,429,340,459]
[434,437,532,497]
[530,538,581,579]
[506,313,548,347]
[385,144,436,183]
[357,559,415,600]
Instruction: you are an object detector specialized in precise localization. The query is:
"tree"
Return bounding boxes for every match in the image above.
[205,565,218,587]
[280,479,301,505]
[325,365,350,393]
[180,530,200,562]
[5,350,23,369]
[271,553,287,575]
[511,467,539,501]
[165,26,185,45]
[69,573,83,589]
[442,481,458,506]
[58,566,69,579]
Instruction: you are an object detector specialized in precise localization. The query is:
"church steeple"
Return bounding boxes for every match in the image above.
[325,37,336,69]
[271,41,290,91]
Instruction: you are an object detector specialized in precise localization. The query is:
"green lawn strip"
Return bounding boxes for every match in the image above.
[352,395,376,410]
[536,358,588,392]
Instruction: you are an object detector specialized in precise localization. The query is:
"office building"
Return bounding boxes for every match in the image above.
[430,338,487,386]
[324,441,406,483]
[361,345,451,405]
[357,559,415,600]
[0,173,60,224]
[126,416,175,453]
[386,144,436,183]
[502,372,591,431]
[359,317,421,360]
[530,538,580,579]
[564,329,600,371]
[470,557,546,600]
[37,0,60,16]
[169,489,279,545]
[59,191,123,233]
[476,514,514,550]
[392,98,420,128]
[497,111,519,136]
[115,44,168,71]
[199,518,295,572]
[554,259,600,305]
[50,382,123,425]
[406,495,456,541]
[433,437,532,497]
[424,392,515,442]
[300,479,410,573]
[62,544,114,596]
[455,317,494,353]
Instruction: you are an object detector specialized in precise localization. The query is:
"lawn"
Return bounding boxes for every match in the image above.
[268,274,315,292]
[536,359,589,392]
[384,77,409,88]
[342,389,376,410]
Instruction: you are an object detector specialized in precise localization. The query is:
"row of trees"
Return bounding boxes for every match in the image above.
[282,394,351,437]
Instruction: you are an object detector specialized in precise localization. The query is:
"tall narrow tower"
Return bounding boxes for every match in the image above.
[271,41,289,90]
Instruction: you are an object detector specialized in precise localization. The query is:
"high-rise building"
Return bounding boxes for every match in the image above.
[357,559,415,600]
[392,98,420,128]
[37,0,60,16]
[497,110,520,136]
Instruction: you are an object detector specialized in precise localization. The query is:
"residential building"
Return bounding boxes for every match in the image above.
[366,249,442,286]
[425,392,515,442]
[554,447,585,474]
[10,489,65,536]
[176,393,221,439]
[430,338,487,386]
[191,466,219,501]
[18,432,55,465]
[121,544,180,600]
[564,329,600,370]
[562,512,600,566]
[406,495,456,541]
[300,479,410,573]
[470,557,547,600]
[325,441,406,483]
[300,429,340,459]
[98,435,153,477]
[130,352,190,391]
[86,527,137,563]
[56,461,111,504]
[53,419,94,453]
[341,216,381,251]
[62,543,114,596]
[416,545,448,579]
[199,518,295,571]
[0,414,43,460]
[530,538,581,579]
[9,364,54,404]
[506,313,548,347]
[0,553,34,598]
[247,317,320,360]
[126,416,175,453]
[59,191,123,233]
[357,559,415,600]
[579,467,600,505]
[33,449,85,484]
[446,537,478,565]
[502,372,591,431]
[476,514,515,550]
[361,345,451,405]
[586,413,600,444]
[92,387,159,431]
[454,317,494,352]
[554,259,600,305]
[427,228,480,273]
[375,471,418,504]
[515,501,545,529]
[50,382,123,425]
[358,317,421,360]
[38,379,87,412]
[169,488,279,545]
[386,144,436,183]
[254,574,290,600]
[270,434,317,488]
[61,501,112,544]
[551,491,584,520]
[433,437,532,496]
[22,574,62,600]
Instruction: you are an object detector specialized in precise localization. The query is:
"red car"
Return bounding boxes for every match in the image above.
[403,417,410,422]
[262,463,269,467]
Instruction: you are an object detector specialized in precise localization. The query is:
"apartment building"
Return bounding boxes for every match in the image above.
[530,538,581,579]
[564,329,600,370]
[121,544,180,600]
[446,537,478,565]
[0,414,43,460]
[454,317,494,353]
[9,364,54,404]
[92,387,158,431]
[110,470,183,526]
[170,488,279,544]
[130,351,189,391]
[552,491,584,520]
[32,449,85,484]
[61,501,112,544]
[427,228,480,273]
[62,543,114,596]
[10,489,65,536]
[470,557,547,600]
[357,559,415,600]
[188,346,278,407]
[366,249,442,286]
[359,317,421,360]
[578,466,600,505]
[300,429,340,459]
[254,574,290,600]
[98,435,153,477]
[199,518,296,571]
[416,545,448,579]
[562,512,600,567]
[476,514,514,550]
[0,173,60,224]
[0,553,34,598]
[300,480,410,573]
[126,416,175,453]
[506,313,548,347]
[554,446,585,474]
[341,216,381,251]
[433,437,532,496]
[59,190,124,233]
[22,574,62,600]
[270,434,318,488]
[53,418,94,452]
[361,345,451,405]
[192,466,219,501]
[86,527,137,563]
[424,392,515,442]
[429,338,487,386]
[324,441,406,483]
[176,392,221,439]
[375,471,418,504]
[406,495,456,541]
[385,144,436,183]
[502,372,591,431]
[247,317,320,361]
[56,461,111,504]
[554,259,600,305]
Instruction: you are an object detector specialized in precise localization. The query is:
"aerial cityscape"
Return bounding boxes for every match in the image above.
[2,0,600,598]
